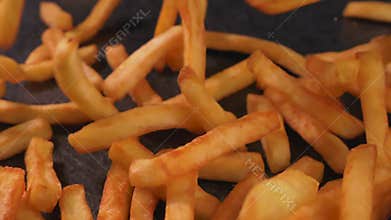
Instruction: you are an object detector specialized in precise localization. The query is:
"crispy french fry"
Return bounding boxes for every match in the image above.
[129,112,280,187]
[165,172,197,220]
[130,188,158,220]
[82,63,104,91]
[238,169,319,220]
[60,184,93,220]
[178,66,236,130]
[246,0,319,15]
[69,104,203,153]
[66,0,121,42]
[357,51,389,162]
[343,1,391,23]
[247,94,290,173]
[288,156,324,182]
[0,0,24,49]
[25,45,51,64]
[177,0,206,79]
[15,193,44,220]
[40,2,73,30]
[0,167,25,220]
[103,26,182,101]
[0,118,52,160]
[341,144,376,220]
[97,163,131,220]
[249,51,364,139]
[105,44,162,106]
[54,37,118,120]
[265,88,349,173]
[206,31,308,76]
[25,138,61,212]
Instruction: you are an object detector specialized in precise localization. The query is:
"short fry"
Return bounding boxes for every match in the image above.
[40,1,73,30]
[25,137,61,212]
[59,184,93,220]
[343,1,391,23]
[130,188,158,220]
[0,0,24,49]
[0,118,52,160]
[0,167,25,220]
[246,0,319,15]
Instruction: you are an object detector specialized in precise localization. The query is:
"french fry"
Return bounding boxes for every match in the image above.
[0,55,26,83]
[249,51,364,139]
[0,79,5,98]
[25,45,51,64]
[130,188,158,220]
[206,31,308,76]
[343,1,391,23]
[97,163,131,220]
[82,63,104,91]
[0,118,52,160]
[105,44,162,106]
[357,51,389,162]
[247,94,290,173]
[237,169,319,220]
[59,184,93,220]
[246,0,320,15]
[54,37,118,120]
[0,167,25,220]
[69,104,203,153]
[66,0,121,42]
[15,193,44,220]
[129,112,280,187]
[178,66,236,130]
[40,1,73,30]
[42,28,65,56]
[288,156,324,182]
[78,44,99,65]
[0,0,24,49]
[20,60,54,82]
[103,26,183,101]
[165,172,197,220]
[341,144,376,220]
[25,137,61,212]
[177,0,206,79]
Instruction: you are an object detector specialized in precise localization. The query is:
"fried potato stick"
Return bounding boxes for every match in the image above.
[343,1,391,23]
[0,167,25,220]
[0,118,52,160]
[60,184,93,220]
[130,187,158,220]
[287,156,324,182]
[15,193,44,220]
[40,1,73,30]
[246,0,319,15]
[25,45,51,64]
[0,0,24,49]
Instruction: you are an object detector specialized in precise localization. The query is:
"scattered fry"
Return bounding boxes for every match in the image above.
[343,1,391,23]
[59,184,93,220]
[246,0,320,15]
[0,167,25,220]
[40,2,73,30]
[0,0,24,49]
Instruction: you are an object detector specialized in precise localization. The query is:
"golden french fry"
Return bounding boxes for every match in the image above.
[206,31,308,76]
[265,88,349,173]
[129,112,280,187]
[0,0,24,49]
[54,37,118,120]
[97,163,131,220]
[66,0,121,42]
[357,51,389,162]
[40,1,73,30]
[341,144,376,220]
[103,26,182,101]
[238,169,319,220]
[78,44,99,65]
[105,44,162,106]
[165,172,197,220]
[178,66,236,130]
[25,45,51,64]
[177,0,206,79]
[69,104,203,153]
[0,79,5,98]
[0,118,52,160]
[59,184,93,220]
[246,0,319,15]
[288,156,324,182]
[343,1,391,23]
[247,94,290,173]
[0,167,25,220]
[130,188,158,220]
[249,50,364,139]
[16,193,44,220]
[0,55,26,83]
[20,60,54,82]
[82,63,104,91]
[42,28,65,56]
[25,138,61,212]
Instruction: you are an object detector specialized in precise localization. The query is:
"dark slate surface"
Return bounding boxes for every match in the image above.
[0,0,390,219]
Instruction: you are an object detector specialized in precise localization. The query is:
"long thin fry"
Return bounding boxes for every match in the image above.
[0,0,24,49]
[40,1,73,30]
[246,0,320,15]
[129,112,280,187]
[82,63,104,91]
[59,184,93,220]
[0,167,25,220]
[54,37,118,120]
[16,193,44,220]
[0,118,52,160]
[247,94,290,173]
[130,188,158,220]
[25,138,61,212]
[103,26,183,100]
[25,45,51,64]
[343,1,391,23]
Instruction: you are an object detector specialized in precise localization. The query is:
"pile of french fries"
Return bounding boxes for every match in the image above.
[0,0,390,219]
